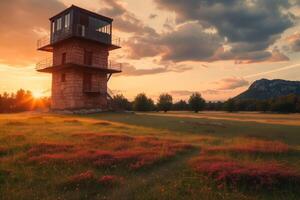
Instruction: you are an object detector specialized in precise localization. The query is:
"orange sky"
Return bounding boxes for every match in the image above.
[0,0,300,101]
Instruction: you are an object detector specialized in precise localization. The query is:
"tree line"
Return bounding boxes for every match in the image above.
[0,89,50,113]
[111,93,204,112]
[112,93,300,113]
[1,89,300,113]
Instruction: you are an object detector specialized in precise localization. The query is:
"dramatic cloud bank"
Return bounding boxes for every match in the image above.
[0,0,299,77]
[153,0,296,63]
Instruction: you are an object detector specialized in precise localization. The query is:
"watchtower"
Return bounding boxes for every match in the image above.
[36,5,121,110]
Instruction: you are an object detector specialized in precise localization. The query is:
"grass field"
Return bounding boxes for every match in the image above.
[0,111,300,200]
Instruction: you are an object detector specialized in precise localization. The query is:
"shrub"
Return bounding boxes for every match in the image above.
[27,143,74,156]
[68,170,95,185]
[223,98,236,112]
[64,171,122,190]
[188,93,205,113]
[112,94,132,111]
[133,93,155,111]
[172,100,189,111]
[190,156,300,190]
[27,134,193,170]
[28,153,70,164]
[157,93,173,112]
[98,175,122,186]
[205,139,290,154]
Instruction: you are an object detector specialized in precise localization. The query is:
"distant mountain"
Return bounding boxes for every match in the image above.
[234,79,300,100]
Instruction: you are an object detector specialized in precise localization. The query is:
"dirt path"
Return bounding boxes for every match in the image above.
[108,149,200,200]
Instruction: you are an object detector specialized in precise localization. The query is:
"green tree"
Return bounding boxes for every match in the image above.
[223,98,236,112]
[15,89,33,112]
[112,94,132,111]
[188,93,205,113]
[133,93,155,112]
[157,93,173,112]
[173,100,189,111]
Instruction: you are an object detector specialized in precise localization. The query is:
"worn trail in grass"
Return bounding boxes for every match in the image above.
[110,149,199,200]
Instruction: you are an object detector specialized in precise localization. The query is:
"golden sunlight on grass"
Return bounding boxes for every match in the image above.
[0,112,300,200]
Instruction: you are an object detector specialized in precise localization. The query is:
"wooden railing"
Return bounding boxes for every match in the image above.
[36,57,53,71]
[37,36,50,50]
[37,25,121,50]
[36,56,122,72]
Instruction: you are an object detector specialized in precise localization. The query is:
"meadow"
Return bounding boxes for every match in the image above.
[0,111,300,200]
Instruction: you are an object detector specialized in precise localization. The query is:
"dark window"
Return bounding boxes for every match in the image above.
[78,25,85,37]
[79,14,89,26]
[62,53,66,64]
[61,73,66,82]
[84,50,93,65]
[83,73,92,91]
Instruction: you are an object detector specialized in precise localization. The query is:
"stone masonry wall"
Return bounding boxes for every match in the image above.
[51,69,108,110]
[51,39,109,110]
[53,39,109,68]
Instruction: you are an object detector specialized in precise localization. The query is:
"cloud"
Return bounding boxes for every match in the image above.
[170,89,230,100]
[201,89,222,95]
[214,77,249,90]
[170,90,196,96]
[99,0,156,35]
[170,89,224,96]
[154,0,296,63]
[98,0,165,61]
[284,32,300,52]
[0,0,66,66]
[1,0,297,69]
[267,48,290,62]
[117,63,192,76]
[116,0,295,64]
[124,35,163,59]
[124,22,224,62]
[160,22,223,62]
[149,14,158,19]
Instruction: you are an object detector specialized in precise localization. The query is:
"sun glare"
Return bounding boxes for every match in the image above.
[33,91,44,98]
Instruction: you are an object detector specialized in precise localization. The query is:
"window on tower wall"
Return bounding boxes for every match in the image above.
[57,18,62,30]
[83,73,92,91]
[61,73,66,82]
[61,53,66,64]
[84,50,93,65]
[65,13,70,28]
[52,21,55,33]
[89,16,111,35]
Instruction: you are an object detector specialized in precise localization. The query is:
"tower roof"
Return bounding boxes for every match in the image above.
[49,5,113,23]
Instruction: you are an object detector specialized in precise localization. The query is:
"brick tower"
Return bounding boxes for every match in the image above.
[36,5,121,111]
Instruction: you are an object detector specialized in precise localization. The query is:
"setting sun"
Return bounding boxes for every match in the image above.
[32,91,44,98]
